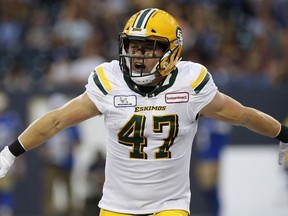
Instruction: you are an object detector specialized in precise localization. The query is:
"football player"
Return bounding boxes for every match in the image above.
[0,8,287,216]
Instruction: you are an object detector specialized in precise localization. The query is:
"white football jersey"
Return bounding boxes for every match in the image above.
[85,60,217,214]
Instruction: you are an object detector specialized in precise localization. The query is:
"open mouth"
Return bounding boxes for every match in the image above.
[135,62,146,71]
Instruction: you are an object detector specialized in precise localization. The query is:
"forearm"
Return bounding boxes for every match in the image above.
[203,96,287,145]
[201,92,282,139]
[18,110,66,150]
[17,92,99,150]
[240,107,281,138]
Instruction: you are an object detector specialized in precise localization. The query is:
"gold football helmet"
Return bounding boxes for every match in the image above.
[119,8,183,85]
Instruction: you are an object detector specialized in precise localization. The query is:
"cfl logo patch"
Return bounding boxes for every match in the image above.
[114,95,137,107]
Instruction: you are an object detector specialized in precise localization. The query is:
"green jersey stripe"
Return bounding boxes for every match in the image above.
[194,73,210,94]
[93,71,108,95]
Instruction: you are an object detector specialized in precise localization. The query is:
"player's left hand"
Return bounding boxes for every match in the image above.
[278,141,288,166]
[0,146,16,178]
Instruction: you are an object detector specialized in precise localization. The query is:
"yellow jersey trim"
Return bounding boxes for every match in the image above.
[96,66,112,93]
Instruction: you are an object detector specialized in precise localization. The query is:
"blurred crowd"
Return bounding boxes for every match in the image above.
[1,1,288,215]
[1,0,288,92]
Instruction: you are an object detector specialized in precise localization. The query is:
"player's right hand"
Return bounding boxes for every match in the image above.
[0,146,16,178]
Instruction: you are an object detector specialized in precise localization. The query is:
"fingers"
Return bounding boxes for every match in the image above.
[278,151,284,166]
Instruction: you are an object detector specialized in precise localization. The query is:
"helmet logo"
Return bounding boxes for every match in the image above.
[176,27,183,46]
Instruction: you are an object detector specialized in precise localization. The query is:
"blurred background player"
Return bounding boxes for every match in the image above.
[194,118,232,216]
[39,93,81,216]
[0,92,25,216]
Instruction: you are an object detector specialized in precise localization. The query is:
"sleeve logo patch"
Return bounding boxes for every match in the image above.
[114,95,137,107]
[165,92,189,104]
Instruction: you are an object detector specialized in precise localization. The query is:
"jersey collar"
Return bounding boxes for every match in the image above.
[124,68,178,97]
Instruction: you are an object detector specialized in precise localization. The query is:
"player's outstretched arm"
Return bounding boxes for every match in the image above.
[18,92,100,150]
[0,92,100,178]
[200,91,288,164]
[200,91,280,137]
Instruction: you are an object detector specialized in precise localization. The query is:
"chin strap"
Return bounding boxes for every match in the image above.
[131,73,157,85]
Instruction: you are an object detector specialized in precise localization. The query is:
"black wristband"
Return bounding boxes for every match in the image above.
[8,139,26,157]
[275,124,288,143]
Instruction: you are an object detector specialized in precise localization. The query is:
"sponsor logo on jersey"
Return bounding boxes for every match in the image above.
[134,106,166,112]
[114,95,137,107]
[165,92,189,104]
